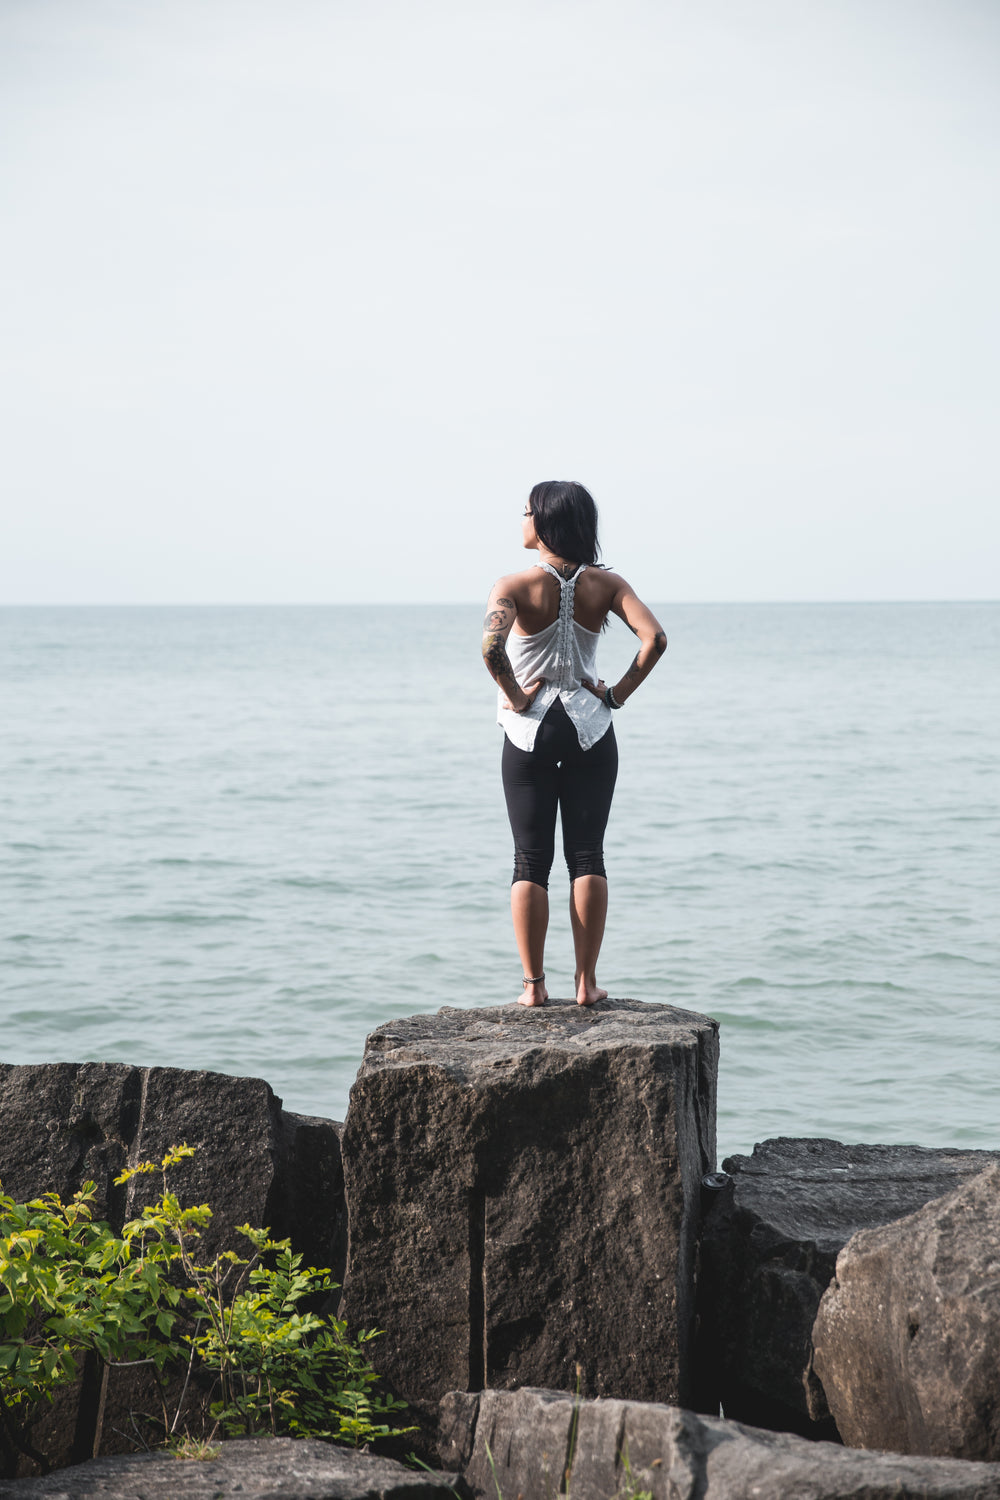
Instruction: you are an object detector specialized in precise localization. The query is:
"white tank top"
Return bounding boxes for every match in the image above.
[497,562,613,752]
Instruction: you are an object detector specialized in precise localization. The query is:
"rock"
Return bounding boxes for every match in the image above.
[813,1161,1000,1461]
[0,1063,142,1222]
[695,1136,1000,1437]
[341,1000,718,1418]
[0,1064,344,1268]
[0,1436,457,1498]
[440,1386,1000,1500]
[0,1064,345,1475]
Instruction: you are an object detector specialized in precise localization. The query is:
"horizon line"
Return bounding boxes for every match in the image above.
[1,598,997,609]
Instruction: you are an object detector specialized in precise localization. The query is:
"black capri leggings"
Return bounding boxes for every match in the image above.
[501,698,618,889]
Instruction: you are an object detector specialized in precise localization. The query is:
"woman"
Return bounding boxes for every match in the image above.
[482,480,666,1008]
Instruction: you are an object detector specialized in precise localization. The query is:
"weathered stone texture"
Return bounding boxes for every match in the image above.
[695,1137,1000,1437]
[0,1437,457,1498]
[341,1000,718,1416]
[0,1064,345,1475]
[441,1386,1000,1500]
[0,1063,143,1223]
[0,1064,344,1269]
[813,1162,1000,1461]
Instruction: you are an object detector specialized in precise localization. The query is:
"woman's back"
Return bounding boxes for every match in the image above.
[506,564,625,638]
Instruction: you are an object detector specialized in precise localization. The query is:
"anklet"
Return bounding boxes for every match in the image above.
[522,972,545,986]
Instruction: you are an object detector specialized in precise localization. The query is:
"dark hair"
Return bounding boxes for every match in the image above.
[528,481,602,566]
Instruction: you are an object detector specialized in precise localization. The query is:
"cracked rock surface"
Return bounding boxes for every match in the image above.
[441,1387,1000,1500]
[341,999,718,1416]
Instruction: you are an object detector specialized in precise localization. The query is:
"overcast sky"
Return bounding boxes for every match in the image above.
[2,0,998,603]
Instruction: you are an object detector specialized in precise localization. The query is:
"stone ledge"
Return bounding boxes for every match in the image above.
[441,1387,1000,1500]
[0,1437,457,1499]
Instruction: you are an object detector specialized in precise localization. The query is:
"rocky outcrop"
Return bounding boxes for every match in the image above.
[440,1386,1000,1500]
[695,1137,1000,1437]
[0,1063,345,1474]
[0,1063,344,1271]
[341,1000,718,1417]
[0,1437,457,1498]
[813,1162,1000,1461]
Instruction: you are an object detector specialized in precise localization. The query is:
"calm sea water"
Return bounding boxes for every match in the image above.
[2,603,997,1162]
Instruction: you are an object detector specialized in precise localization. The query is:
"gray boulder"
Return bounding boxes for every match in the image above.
[440,1386,1000,1500]
[0,1437,456,1498]
[813,1161,1000,1461]
[0,1063,345,1475]
[341,1000,718,1417]
[695,1137,1000,1437]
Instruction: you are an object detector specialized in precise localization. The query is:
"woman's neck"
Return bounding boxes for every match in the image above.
[537,546,581,579]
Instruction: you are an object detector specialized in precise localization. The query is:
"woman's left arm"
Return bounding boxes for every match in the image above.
[584,579,667,707]
[481,579,542,712]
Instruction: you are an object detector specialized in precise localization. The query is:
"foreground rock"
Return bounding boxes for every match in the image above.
[0,1062,344,1271]
[695,1137,1000,1437]
[0,1437,455,1498]
[341,1000,718,1416]
[440,1386,1000,1500]
[0,1063,345,1474]
[814,1162,1000,1461]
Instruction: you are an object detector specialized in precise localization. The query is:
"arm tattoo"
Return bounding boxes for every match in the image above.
[482,596,516,633]
[654,631,667,656]
[484,633,516,687]
[624,652,642,685]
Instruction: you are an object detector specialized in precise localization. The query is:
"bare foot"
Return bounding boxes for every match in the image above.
[575,974,607,1007]
[517,978,548,1007]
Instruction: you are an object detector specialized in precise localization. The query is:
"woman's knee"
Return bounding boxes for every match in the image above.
[565,848,607,881]
[513,847,554,888]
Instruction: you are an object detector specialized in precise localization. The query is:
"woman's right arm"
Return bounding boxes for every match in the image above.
[481,579,540,713]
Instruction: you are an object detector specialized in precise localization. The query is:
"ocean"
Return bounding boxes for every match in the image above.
[2,602,997,1163]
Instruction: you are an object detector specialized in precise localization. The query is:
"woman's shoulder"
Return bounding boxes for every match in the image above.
[581,566,629,602]
[488,565,543,599]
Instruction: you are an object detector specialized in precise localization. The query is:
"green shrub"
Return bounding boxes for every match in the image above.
[0,1145,410,1473]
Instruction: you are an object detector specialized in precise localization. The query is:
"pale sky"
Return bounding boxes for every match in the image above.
[2,0,998,603]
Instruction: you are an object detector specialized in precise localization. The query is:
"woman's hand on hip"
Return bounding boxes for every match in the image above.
[581,677,609,701]
[501,678,543,713]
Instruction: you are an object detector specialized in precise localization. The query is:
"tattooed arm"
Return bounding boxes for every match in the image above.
[582,577,667,707]
[481,580,543,712]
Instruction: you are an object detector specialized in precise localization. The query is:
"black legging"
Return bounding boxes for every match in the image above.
[501,698,618,889]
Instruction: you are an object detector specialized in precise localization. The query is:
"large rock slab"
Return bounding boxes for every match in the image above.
[0,1064,345,1475]
[440,1386,1000,1500]
[695,1137,1000,1437]
[0,1437,456,1498]
[813,1162,1000,1461]
[341,1000,718,1417]
[0,1064,344,1269]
